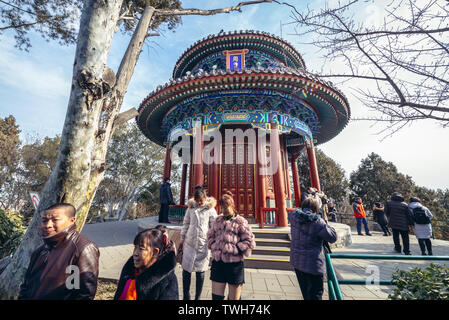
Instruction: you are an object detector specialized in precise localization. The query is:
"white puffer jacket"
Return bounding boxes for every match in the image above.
[181,197,217,273]
[409,201,433,239]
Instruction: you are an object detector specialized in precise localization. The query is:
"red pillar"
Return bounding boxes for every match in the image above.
[193,123,204,188]
[306,139,321,192]
[271,123,288,227]
[282,137,292,206]
[209,146,220,211]
[188,149,193,199]
[179,163,188,205]
[163,142,171,181]
[256,131,267,228]
[291,155,301,207]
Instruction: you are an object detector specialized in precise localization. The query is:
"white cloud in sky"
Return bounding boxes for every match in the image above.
[0,38,70,100]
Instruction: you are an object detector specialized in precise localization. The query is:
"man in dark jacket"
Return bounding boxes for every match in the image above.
[384,193,414,255]
[19,203,100,300]
[159,177,175,223]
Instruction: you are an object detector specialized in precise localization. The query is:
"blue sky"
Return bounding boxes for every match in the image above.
[1,0,448,190]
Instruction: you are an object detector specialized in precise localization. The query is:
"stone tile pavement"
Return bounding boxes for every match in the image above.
[82,218,449,300]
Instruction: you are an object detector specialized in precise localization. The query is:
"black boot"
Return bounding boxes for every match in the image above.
[182,270,191,300]
[212,294,225,300]
[195,272,205,300]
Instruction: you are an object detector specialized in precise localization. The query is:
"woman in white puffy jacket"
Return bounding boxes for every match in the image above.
[179,187,217,300]
[408,197,433,256]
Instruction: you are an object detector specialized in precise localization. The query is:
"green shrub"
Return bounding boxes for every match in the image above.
[0,209,26,259]
[389,263,449,300]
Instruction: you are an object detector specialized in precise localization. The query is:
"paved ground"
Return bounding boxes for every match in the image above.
[82,218,449,300]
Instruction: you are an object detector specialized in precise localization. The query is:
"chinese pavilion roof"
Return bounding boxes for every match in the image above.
[173,30,306,78]
[136,31,350,148]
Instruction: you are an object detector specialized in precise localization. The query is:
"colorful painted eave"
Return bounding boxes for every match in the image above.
[173,30,307,78]
[136,66,350,146]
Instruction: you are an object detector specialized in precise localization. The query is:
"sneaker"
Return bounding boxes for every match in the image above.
[366,233,372,236]
[394,248,401,253]
[421,252,427,256]
[383,233,389,236]
[404,252,411,255]
[358,233,364,235]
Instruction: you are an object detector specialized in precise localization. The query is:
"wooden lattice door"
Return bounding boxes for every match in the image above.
[221,143,255,218]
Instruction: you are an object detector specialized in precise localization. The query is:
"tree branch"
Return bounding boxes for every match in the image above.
[155,0,272,16]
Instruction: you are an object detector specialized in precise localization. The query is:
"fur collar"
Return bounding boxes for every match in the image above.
[291,208,321,224]
[122,251,177,289]
[187,197,217,210]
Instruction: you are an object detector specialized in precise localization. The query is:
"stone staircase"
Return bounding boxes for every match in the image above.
[244,228,293,270]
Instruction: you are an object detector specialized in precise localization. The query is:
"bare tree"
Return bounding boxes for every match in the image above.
[0,0,275,299]
[276,0,449,135]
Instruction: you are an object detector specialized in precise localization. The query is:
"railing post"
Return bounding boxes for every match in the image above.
[325,253,343,300]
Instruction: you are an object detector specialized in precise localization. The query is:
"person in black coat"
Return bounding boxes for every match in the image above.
[373,202,390,236]
[385,192,414,255]
[114,228,179,300]
[159,177,175,223]
[327,202,337,222]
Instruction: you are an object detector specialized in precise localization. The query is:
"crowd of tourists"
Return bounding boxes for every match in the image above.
[351,193,433,256]
[17,181,433,301]
[18,182,339,301]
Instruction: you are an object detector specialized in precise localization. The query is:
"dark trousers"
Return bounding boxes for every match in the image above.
[159,203,169,223]
[182,270,205,300]
[392,228,410,254]
[418,238,432,255]
[379,224,390,235]
[294,269,324,300]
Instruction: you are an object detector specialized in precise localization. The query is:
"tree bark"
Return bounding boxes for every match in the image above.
[0,0,274,299]
[0,0,124,299]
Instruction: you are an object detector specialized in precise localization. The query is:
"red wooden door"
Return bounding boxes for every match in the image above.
[221,143,255,218]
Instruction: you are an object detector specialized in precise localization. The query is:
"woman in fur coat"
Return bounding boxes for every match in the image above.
[114,228,178,300]
[179,187,217,300]
[207,191,255,300]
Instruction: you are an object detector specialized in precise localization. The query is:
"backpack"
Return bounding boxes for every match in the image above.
[412,207,431,225]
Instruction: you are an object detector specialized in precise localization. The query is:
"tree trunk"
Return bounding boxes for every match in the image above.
[0,0,124,299]
[0,0,267,300]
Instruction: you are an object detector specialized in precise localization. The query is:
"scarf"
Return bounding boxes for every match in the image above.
[119,269,140,300]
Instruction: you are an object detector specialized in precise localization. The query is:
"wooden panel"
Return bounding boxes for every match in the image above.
[220,143,255,218]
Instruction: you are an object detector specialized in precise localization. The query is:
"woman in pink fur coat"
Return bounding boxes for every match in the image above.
[207,191,255,300]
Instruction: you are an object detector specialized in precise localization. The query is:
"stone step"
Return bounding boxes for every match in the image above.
[252,230,290,240]
[244,254,292,270]
[255,238,291,248]
[252,246,290,256]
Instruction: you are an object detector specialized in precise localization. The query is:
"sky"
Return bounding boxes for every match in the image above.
[0,0,448,191]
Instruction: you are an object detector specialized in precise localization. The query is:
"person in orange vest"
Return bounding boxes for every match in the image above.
[352,197,372,236]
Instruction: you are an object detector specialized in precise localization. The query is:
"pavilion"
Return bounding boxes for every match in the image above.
[136,30,350,227]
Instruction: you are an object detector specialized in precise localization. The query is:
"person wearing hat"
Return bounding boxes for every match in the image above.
[384,192,414,255]
[159,177,175,223]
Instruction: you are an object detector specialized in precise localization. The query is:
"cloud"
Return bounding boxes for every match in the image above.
[0,37,71,101]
